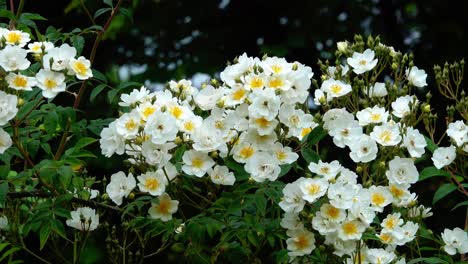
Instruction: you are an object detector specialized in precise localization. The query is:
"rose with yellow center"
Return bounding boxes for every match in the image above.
[301,127,312,138]
[325,206,340,219]
[191,158,204,169]
[6,32,21,44]
[155,199,170,214]
[249,77,264,89]
[73,61,88,76]
[144,178,159,190]
[13,76,27,88]
[268,78,284,89]
[239,146,255,159]
[389,185,405,199]
[371,193,386,207]
[125,119,137,130]
[231,88,246,101]
[170,106,183,119]
[255,117,270,128]
[44,79,57,89]
[271,64,282,74]
[378,233,394,244]
[293,234,310,250]
[370,113,381,122]
[183,121,195,131]
[330,84,343,94]
[307,184,321,195]
[142,106,156,119]
[342,222,358,235]
[276,150,287,161]
[379,130,392,144]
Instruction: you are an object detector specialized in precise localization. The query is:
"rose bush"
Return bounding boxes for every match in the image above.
[0,1,467,264]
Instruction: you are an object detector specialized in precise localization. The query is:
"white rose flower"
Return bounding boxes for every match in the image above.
[321,79,352,98]
[5,73,37,91]
[370,122,402,146]
[447,120,467,147]
[27,41,54,53]
[68,56,93,80]
[338,218,366,240]
[248,88,280,120]
[99,122,126,157]
[347,49,378,74]
[43,43,77,71]
[0,45,30,72]
[441,227,468,255]
[279,179,306,213]
[193,85,224,110]
[244,152,281,182]
[0,91,18,126]
[385,156,418,185]
[391,95,419,118]
[349,134,378,163]
[137,170,168,196]
[0,128,13,154]
[406,66,427,88]
[106,171,136,205]
[148,193,179,222]
[365,82,388,97]
[182,150,215,177]
[66,207,99,231]
[144,112,178,144]
[356,105,389,126]
[3,30,30,47]
[208,165,235,185]
[119,86,151,107]
[403,127,427,158]
[286,228,316,257]
[431,145,456,169]
[35,69,66,98]
[299,177,329,203]
[308,160,341,181]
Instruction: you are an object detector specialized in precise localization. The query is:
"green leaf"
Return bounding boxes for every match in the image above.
[75,137,97,150]
[301,147,319,163]
[119,8,133,23]
[407,257,449,264]
[91,69,107,83]
[71,35,85,56]
[58,166,74,189]
[0,182,9,206]
[419,166,451,181]
[224,157,249,181]
[20,13,47,21]
[103,0,113,8]
[303,125,326,145]
[452,200,468,211]
[90,84,107,103]
[254,191,267,215]
[94,7,111,19]
[424,136,437,153]
[51,219,67,240]
[433,183,458,205]
[0,9,15,20]
[44,111,59,135]
[279,163,293,177]
[39,224,51,250]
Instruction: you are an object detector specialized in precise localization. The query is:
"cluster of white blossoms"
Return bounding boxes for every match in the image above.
[280,41,468,262]
[280,159,421,262]
[0,27,93,155]
[101,53,317,220]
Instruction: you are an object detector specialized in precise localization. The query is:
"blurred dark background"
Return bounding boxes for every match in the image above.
[19,0,468,232]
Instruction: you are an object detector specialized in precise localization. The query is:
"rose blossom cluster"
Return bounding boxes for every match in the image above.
[100,53,317,221]
[280,42,467,262]
[0,27,93,159]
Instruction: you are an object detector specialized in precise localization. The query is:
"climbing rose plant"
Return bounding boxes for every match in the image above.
[0,3,467,264]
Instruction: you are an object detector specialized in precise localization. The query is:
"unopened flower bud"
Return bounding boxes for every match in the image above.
[356,166,363,173]
[174,136,183,145]
[18,98,25,106]
[337,41,348,52]
[423,104,431,113]
[128,192,135,200]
